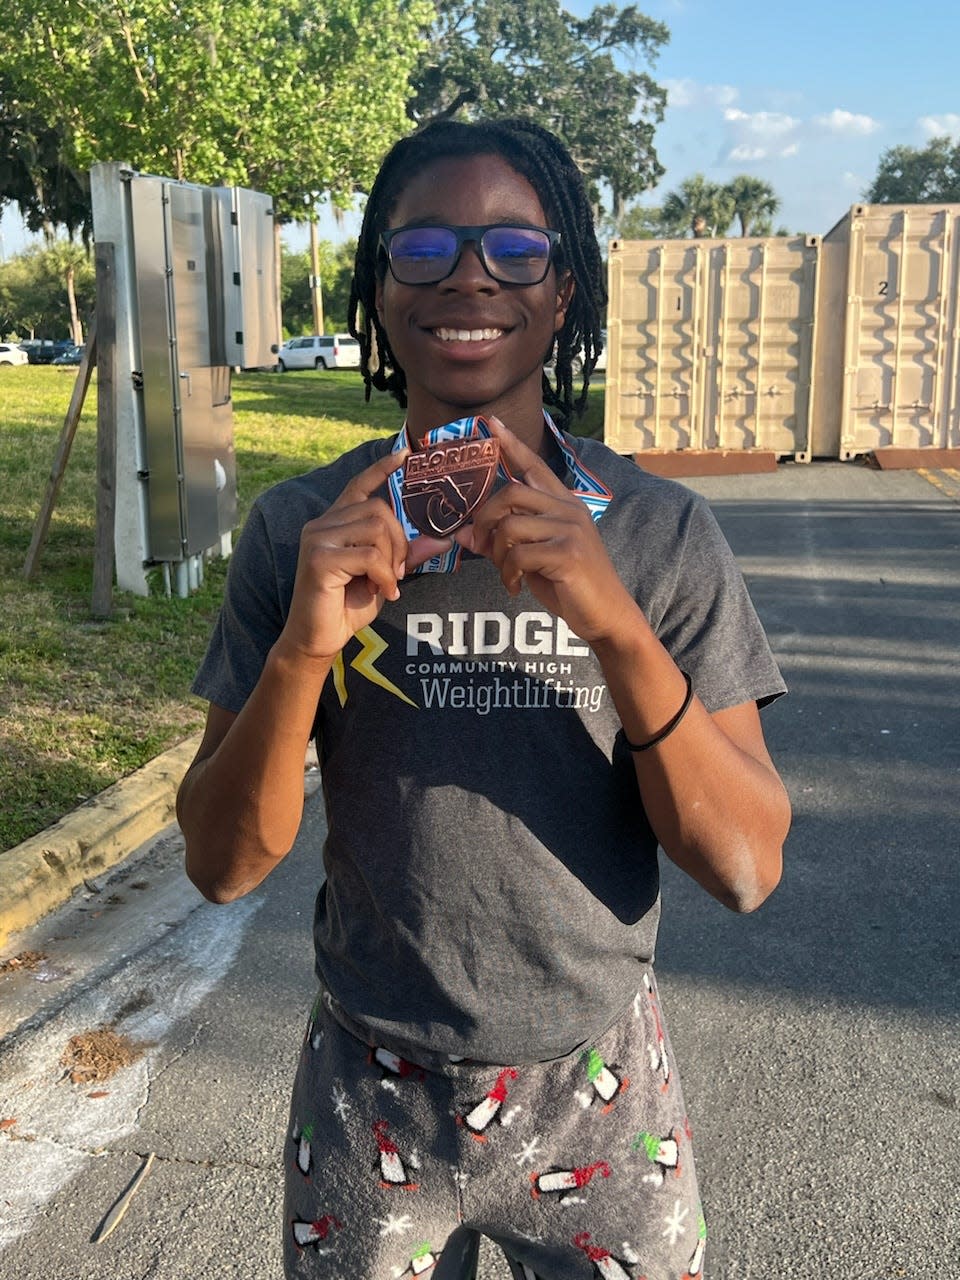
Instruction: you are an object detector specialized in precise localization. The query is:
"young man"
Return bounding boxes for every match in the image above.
[178,118,790,1279]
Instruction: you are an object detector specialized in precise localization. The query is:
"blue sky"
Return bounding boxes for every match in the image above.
[2,0,959,257]
[635,0,960,235]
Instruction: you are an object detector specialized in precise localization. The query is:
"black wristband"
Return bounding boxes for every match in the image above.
[622,672,694,752]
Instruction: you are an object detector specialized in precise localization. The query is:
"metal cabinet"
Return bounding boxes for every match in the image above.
[91,164,278,593]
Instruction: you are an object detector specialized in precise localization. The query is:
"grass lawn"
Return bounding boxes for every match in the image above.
[0,364,604,851]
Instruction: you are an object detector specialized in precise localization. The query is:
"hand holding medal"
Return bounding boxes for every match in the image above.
[452,416,640,649]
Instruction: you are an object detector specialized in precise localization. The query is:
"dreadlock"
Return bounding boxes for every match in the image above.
[347,117,606,427]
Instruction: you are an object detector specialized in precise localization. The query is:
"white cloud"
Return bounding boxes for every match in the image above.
[724,108,799,138]
[664,78,739,110]
[721,108,801,162]
[919,113,960,138]
[814,109,880,136]
[728,144,769,162]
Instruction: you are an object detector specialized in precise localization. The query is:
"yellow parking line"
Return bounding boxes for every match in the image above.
[917,468,960,503]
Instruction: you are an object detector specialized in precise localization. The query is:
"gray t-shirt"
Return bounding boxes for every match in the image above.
[192,432,785,1063]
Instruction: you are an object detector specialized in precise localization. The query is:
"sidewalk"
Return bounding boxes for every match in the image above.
[0,736,201,951]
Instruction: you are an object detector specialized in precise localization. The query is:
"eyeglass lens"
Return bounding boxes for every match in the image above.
[387,226,553,285]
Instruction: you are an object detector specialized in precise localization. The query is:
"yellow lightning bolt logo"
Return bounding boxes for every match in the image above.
[331,625,418,709]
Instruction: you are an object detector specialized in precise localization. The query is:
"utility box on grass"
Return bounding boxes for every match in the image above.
[90,164,279,596]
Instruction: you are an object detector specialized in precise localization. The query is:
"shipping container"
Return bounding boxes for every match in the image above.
[605,235,820,461]
[812,204,960,459]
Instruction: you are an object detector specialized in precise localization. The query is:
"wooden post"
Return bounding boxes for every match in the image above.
[23,316,99,581]
[91,243,117,618]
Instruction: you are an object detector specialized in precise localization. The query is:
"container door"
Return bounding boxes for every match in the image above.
[701,237,819,460]
[605,240,711,453]
[839,205,960,458]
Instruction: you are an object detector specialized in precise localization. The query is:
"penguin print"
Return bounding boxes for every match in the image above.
[460,1068,518,1141]
[291,1119,314,1177]
[630,1127,681,1187]
[291,1213,343,1251]
[640,975,670,1092]
[396,1240,441,1275]
[373,1119,420,1191]
[573,1231,644,1279]
[529,1159,612,1203]
[581,1048,629,1112]
[369,1046,427,1083]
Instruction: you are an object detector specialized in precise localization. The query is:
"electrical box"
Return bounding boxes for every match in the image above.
[90,163,280,594]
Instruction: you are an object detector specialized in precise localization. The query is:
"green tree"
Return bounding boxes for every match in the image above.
[0,243,94,338]
[726,174,780,236]
[610,205,664,239]
[0,73,92,241]
[865,135,960,203]
[408,1,669,216]
[280,240,357,335]
[660,174,735,238]
[0,0,433,231]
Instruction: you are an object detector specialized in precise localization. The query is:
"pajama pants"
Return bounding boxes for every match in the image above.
[283,974,705,1280]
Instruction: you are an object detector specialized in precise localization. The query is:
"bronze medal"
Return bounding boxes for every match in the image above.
[402,431,500,537]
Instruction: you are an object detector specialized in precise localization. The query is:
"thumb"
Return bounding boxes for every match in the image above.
[405,533,454,572]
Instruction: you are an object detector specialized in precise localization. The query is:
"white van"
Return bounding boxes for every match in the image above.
[276,334,361,371]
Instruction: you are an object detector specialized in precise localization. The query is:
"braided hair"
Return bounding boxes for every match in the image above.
[347,117,606,426]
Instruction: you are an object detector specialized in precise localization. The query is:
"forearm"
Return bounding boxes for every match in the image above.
[594,606,791,913]
[177,643,332,902]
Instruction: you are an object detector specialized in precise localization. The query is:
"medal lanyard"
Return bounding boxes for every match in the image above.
[387,413,613,575]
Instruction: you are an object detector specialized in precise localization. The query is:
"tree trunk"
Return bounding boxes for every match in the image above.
[66,265,83,345]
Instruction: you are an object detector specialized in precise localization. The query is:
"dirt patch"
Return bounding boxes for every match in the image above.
[60,1027,148,1085]
[0,950,48,973]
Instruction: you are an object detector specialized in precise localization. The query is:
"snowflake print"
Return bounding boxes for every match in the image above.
[331,1082,352,1123]
[501,1105,522,1127]
[512,1136,542,1166]
[662,1199,690,1246]
[378,1212,414,1237]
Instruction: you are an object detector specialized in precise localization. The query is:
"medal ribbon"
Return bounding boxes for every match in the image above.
[387,413,613,574]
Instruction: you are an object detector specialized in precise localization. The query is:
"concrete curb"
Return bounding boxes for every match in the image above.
[0,734,202,950]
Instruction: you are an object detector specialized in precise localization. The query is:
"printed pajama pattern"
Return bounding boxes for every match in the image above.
[283,975,705,1280]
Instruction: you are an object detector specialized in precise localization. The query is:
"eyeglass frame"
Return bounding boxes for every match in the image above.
[378,222,563,286]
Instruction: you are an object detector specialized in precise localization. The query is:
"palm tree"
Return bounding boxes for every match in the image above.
[726,175,780,237]
[660,174,735,239]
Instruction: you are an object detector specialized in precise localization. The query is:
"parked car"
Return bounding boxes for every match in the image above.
[23,339,74,365]
[53,344,85,366]
[0,342,29,367]
[276,333,361,371]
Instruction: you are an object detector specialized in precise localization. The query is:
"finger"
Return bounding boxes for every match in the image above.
[305,508,404,576]
[334,446,410,508]
[321,543,403,602]
[466,484,578,556]
[498,539,572,596]
[405,534,455,572]
[310,494,409,579]
[487,513,567,567]
[486,415,568,497]
[301,528,402,601]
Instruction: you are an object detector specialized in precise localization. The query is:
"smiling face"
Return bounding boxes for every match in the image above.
[375,153,572,447]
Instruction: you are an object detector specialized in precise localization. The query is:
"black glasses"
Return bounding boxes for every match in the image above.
[379,223,561,286]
